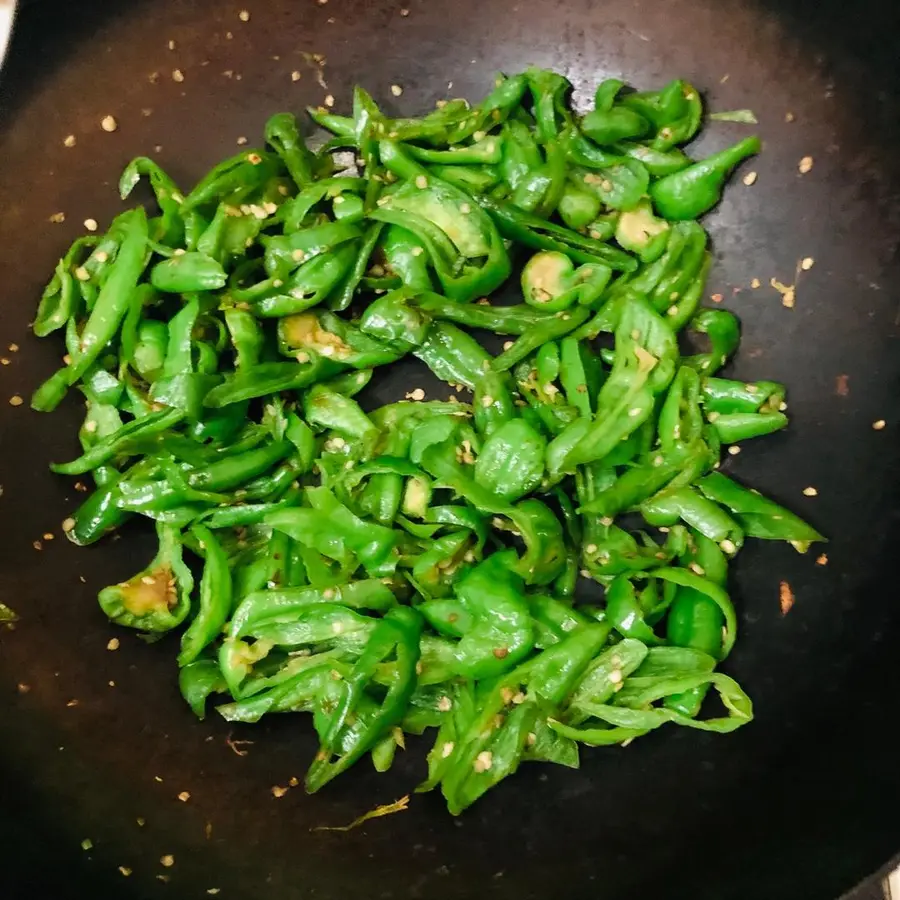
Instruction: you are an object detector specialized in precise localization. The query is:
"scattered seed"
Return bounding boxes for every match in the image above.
[118,866,132,877]
[798,155,813,174]
[720,539,737,554]
[711,293,723,303]
[415,175,428,189]
[100,115,118,133]
[167,39,176,50]
[779,580,794,615]
[324,94,335,108]
[390,84,403,96]
[236,136,248,145]
[271,785,288,798]
[873,419,886,430]
[172,69,184,82]
[689,562,706,576]
[291,70,301,81]
[177,791,191,802]
[238,9,250,21]
[84,218,98,232]
[608,669,623,685]
[400,7,410,15]
[160,854,175,867]
[742,171,757,186]
[64,134,76,147]
[802,486,818,497]
[207,891,221,896]
[9,395,23,406]
[785,111,795,122]
[481,395,494,408]
[770,277,795,308]
[728,445,741,455]
[473,751,493,773]
[49,212,66,224]
[407,388,425,401]
[107,638,120,651]
[750,278,760,289]
[800,257,814,270]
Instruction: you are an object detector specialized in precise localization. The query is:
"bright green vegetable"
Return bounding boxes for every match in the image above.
[31,71,819,816]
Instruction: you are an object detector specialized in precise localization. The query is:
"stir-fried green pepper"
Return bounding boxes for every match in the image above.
[30,70,819,816]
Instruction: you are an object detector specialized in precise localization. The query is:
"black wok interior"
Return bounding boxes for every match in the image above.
[1,1,899,898]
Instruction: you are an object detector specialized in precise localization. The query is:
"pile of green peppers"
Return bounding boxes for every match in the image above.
[31,70,823,815]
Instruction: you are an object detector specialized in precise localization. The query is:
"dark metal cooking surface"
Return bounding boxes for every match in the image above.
[1,1,899,898]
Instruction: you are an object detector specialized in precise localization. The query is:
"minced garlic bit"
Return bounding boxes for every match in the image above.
[742,171,758,186]
[238,9,250,21]
[800,256,814,270]
[324,94,335,108]
[779,580,794,615]
[100,115,118,132]
[873,419,886,430]
[798,155,813,174]
[390,84,403,96]
[405,388,425,401]
[119,866,132,877]
[802,486,818,497]
[49,212,66,224]
[177,791,191,802]
[160,854,175,867]
[271,785,288,798]
[291,70,301,81]
[816,553,828,566]
[9,395,23,407]
[84,218,98,232]
[473,751,493,773]
[236,136,248,145]
[172,69,185,82]
[64,134,76,147]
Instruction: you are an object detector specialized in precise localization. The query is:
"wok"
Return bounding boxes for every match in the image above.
[1,0,899,898]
